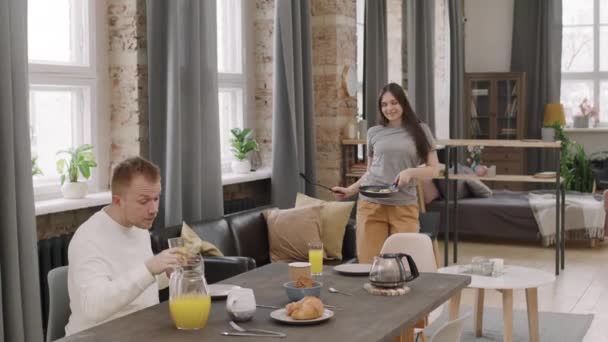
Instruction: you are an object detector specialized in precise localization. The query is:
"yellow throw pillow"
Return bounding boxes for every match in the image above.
[295,193,355,260]
[180,222,224,257]
[263,205,324,262]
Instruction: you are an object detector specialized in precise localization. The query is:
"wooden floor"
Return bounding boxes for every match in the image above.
[437,240,608,342]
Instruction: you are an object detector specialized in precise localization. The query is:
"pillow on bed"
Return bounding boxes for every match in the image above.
[434,164,493,199]
[434,164,470,200]
[460,166,493,198]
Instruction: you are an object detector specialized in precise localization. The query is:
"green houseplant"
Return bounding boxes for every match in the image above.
[56,144,97,198]
[230,128,258,174]
[31,155,43,176]
[553,125,594,192]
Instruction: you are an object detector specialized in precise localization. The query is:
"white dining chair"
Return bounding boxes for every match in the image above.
[429,313,471,342]
[380,233,441,342]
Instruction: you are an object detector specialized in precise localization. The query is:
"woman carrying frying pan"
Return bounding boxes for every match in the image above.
[332,83,440,263]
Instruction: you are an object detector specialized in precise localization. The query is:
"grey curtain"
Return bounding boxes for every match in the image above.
[511,0,562,173]
[448,0,465,139]
[147,0,224,226]
[271,0,316,208]
[0,0,44,340]
[406,0,436,133]
[363,0,387,128]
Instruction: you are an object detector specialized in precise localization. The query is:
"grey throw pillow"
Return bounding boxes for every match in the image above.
[434,165,470,200]
[460,165,493,198]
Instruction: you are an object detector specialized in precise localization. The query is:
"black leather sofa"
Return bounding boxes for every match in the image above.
[149,206,357,285]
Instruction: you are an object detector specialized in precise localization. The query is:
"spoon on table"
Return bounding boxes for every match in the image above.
[229,321,286,337]
[328,287,353,296]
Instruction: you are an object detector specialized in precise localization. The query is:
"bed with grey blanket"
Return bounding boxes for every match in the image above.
[426,190,606,245]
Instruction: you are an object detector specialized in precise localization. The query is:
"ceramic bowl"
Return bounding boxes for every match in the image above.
[283,281,322,302]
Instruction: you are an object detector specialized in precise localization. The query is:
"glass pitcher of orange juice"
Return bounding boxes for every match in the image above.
[169,255,211,330]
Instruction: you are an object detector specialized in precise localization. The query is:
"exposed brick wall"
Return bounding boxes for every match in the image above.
[311,0,358,200]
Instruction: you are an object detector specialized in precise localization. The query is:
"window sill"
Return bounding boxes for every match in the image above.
[35,191,112,216]
[222,167,272,186]
[35,168,272,216]
[564,127,608,133]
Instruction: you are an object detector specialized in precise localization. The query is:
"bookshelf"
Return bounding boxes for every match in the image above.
[464,72,527,190]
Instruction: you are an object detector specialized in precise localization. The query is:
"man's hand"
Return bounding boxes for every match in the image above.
[145,247,183,275]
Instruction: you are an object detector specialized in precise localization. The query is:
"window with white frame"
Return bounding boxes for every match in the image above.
[561,0,608,125]
[28,0,99,200]
[217,0,247,173]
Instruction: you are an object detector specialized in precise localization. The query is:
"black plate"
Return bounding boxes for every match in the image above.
[360,185,397,198]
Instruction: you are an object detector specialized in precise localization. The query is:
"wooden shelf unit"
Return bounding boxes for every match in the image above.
[465,72,527,191]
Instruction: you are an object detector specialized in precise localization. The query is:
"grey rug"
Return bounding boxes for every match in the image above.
[424,307,593,342]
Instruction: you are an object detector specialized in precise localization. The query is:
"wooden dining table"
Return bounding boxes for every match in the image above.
[59,263,470,342]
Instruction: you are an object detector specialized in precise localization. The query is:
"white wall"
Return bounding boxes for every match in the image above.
[464,0,513,72]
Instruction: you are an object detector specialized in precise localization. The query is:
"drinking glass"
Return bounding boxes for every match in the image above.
[168,237,185,249]
[308,242,323,276]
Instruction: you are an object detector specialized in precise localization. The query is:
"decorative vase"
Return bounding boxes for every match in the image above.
[475,165,488,177]
[541,127,556,141]
[231,160,251,174]
[346,120,357,139]
[573,115,589,128]
[61,182,88,199]
[358,119,368,139]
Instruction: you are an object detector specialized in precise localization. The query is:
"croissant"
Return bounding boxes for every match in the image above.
[285,296,324,320]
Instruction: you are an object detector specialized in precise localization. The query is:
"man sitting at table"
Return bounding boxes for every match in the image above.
[65,157,182,336]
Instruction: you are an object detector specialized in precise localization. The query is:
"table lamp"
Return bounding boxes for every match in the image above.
[543,103,565,127]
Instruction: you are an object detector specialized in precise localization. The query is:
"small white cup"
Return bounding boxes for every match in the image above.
[226,288,256,322]
[489,258,504,273]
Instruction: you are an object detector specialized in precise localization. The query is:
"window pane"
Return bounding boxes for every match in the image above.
[563,0,594,25]
[560,80,594,123]
[219,88,244,168]
[30,85,88,181]
[601,26,608,71]
[601,0,608,24]
[217,0,243,74]
[562,27,594,72]
[600,81,608,124]
[28,0,89,65]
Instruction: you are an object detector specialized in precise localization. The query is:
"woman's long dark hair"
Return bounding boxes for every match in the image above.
[377,83,431,163]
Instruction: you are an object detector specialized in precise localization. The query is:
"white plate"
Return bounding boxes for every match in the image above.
[333,263,372,276]
[208,284,241,298]
[270,308,334,325]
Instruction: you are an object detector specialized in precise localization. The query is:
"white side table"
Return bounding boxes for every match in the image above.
[439,265,555,342]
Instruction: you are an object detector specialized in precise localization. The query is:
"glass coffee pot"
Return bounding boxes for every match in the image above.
[169,255,211,330]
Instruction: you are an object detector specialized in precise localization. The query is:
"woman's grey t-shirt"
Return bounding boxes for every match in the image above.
[360,123,436,206]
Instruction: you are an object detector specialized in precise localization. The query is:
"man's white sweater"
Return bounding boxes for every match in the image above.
[65,208,163,336]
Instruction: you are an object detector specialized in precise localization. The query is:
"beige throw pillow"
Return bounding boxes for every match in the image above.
[263,205,324,262]
[181,222,224,257]
[295,193,355,260]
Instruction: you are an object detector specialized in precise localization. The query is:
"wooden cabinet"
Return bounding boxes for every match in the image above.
[465,72,527,190]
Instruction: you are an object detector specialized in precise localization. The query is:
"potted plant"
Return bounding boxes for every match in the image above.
[230,128,258,174]
[31,155,43,176]
[573,98,599,128]
[541,121,561,142]
[56,144,97,199]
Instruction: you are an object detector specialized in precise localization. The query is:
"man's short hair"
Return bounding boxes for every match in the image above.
[111,157,161,196]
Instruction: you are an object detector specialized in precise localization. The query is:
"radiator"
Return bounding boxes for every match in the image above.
[38,233,74,330]
[224,197,256,215]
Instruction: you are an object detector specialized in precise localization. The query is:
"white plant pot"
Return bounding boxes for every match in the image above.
[231,160,251,174]
[61,182,88,199]
[541,127,556,142]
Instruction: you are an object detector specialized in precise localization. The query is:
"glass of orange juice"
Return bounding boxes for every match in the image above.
[308,242,323,276]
